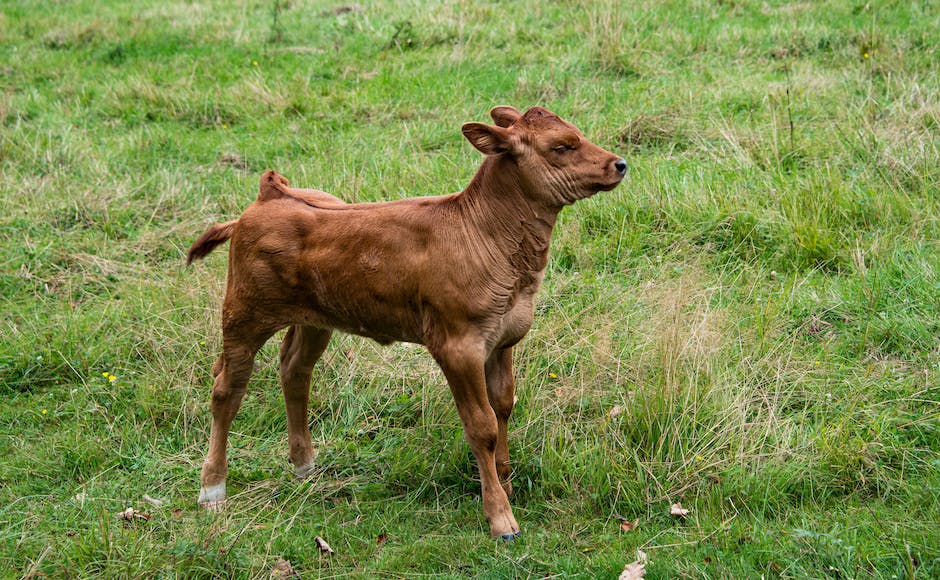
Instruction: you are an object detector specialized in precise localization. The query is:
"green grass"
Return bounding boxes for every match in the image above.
[2,0,939,577]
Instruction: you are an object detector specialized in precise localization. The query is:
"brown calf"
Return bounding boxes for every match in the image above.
[187,106,626,539]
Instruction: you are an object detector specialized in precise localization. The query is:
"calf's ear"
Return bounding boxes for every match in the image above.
[461,123,517,156]
[490,105,522,128]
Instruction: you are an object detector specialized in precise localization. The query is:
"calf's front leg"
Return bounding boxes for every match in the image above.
[485,347,516,498]
[433,341,521,540]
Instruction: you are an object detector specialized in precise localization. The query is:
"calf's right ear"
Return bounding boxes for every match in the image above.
[461,123,516,156]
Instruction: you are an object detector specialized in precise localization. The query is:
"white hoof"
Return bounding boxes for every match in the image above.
[198,482,226,510]
[201,499,225,512]
[293,463,315,479]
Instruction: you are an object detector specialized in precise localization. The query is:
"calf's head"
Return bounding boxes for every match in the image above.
[462,106,627,207]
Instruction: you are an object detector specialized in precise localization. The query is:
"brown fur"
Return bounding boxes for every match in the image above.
[188,106,626,538]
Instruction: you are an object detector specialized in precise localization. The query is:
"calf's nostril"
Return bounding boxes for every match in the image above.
[614,158,627,175]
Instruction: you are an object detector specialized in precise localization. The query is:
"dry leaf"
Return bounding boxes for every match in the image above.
[315,536,334,555]
[142,494,164,507]
[116,507,151,522]
[271,558,299,579]
[670,503,690,517]
[614,514,637,532]
[619,560,646,579]
[609,405,623,419]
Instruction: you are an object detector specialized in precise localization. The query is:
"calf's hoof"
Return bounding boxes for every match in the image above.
[200,499,226,512]
[293,463,316,479]
[198,482,226,511]
[488,507,520,540]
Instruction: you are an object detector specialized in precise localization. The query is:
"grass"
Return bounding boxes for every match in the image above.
[1,0,939,577]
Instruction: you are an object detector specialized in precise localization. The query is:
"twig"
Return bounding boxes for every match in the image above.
[784,61,795,153]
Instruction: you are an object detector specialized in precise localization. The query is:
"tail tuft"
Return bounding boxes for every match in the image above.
[186,220,237,265]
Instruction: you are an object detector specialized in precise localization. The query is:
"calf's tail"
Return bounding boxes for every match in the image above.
[186,220,237,265]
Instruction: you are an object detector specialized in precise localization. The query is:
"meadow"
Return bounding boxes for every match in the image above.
[1,0,939,577]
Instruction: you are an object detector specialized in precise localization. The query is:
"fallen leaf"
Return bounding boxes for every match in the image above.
[619,560,646,579]
[670,503,690,518]
[315,536,334,555]
[609,405,623,419]
[142,494,164,507]
[271,558,299,578]
[376,532,388,545]
[613,514,637,532]
[116,507,151,522]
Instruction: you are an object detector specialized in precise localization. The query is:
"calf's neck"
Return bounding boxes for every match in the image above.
[187,105,626,539]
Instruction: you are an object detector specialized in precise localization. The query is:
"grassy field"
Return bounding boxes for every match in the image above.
[2,0,939,577]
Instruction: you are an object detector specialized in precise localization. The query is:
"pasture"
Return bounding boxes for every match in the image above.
[1,0,939,577]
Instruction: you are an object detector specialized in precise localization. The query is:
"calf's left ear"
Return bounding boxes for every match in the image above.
[462,123,518,156]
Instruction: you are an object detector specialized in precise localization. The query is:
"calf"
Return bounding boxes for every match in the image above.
[187,106,626,539]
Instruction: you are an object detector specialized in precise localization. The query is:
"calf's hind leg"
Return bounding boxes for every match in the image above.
[199,321,275,509]
[279,325,332,477]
